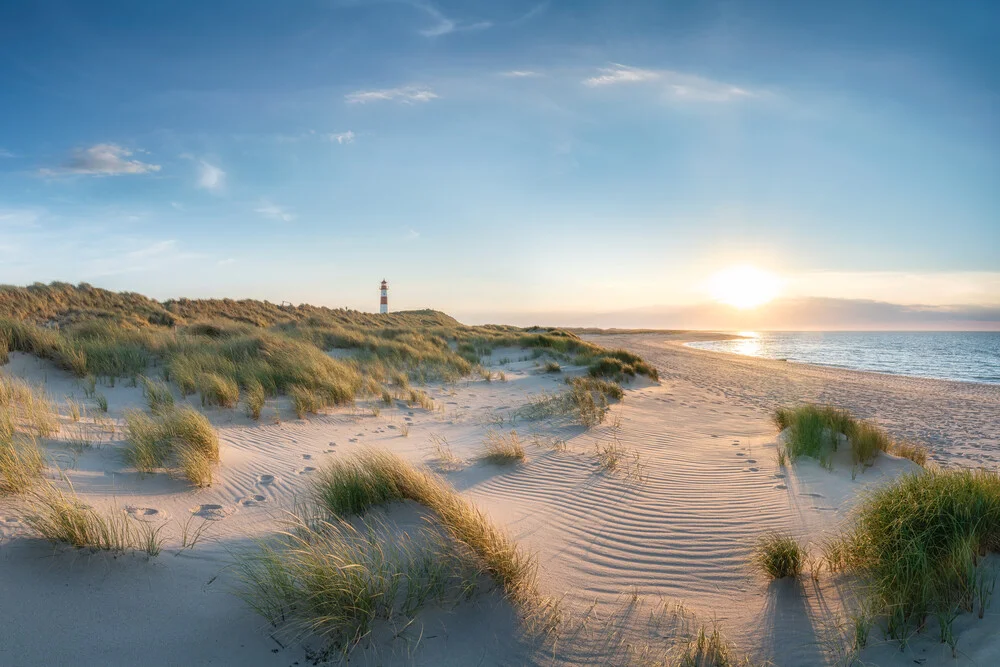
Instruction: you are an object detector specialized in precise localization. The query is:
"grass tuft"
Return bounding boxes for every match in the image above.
[123,406,219,486]
[838,468,1000,640]
[310,449,538,604]
[20,483,164,555]
[751,532,805,579]
[480,429,526,464]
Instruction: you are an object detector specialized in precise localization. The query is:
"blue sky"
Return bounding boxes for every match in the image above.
[1,0,998,325]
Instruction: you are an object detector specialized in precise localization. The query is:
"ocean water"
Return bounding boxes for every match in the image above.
[686,331,1000,385]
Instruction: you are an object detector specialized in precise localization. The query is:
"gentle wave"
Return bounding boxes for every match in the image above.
[686,331,1000,385]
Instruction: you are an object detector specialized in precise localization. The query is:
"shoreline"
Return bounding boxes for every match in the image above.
[681,338,1000,388]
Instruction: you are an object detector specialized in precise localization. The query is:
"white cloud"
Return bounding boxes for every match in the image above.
[0,148,16,158]
[197,161,225,192]
[255,200,295,222]
[500,70,541,78]
[583,64,661,87]
[40,143,161,176]
[329,131,356,144]
[583,64,755,102]
[414,3,492,37]
[345,86,438,104]
[405,228,420,240]
[170,201,185,211]
[217,258,236,266]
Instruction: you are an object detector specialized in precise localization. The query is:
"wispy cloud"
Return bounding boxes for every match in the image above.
[0,148,16,158]
[346,86,438,104]
[217,257,236,266]
[405,228,420,240]
[583,64,756,102]
[40,143,161,176]
[197,160,225,192]
[169,201,185,212]
[414,3,491,37]
[329,130,356,144]
[255,200,295,222]
[500,70,541,78]
[583,64,661,87]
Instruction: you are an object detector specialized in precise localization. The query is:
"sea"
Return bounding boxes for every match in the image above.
[685,331,1000,385]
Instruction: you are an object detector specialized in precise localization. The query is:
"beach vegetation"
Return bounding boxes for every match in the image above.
[309,448,537,604]
[773,404,900,470]
[20,483,164,555]
[836,468,1000,642]
[124,406,219,486]
[480,429,526,464]
[751,532,805,579]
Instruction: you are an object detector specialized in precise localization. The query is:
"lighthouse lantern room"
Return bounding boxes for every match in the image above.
[379,279,388,314]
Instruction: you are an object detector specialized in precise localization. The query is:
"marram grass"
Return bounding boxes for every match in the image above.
[838,468,1000,642]
[751,532,805,579]
[480,429,526,464]
[124,406,219,486]
[309,448,538,604]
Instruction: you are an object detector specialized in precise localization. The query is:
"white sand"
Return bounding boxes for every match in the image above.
[2,334,999,666]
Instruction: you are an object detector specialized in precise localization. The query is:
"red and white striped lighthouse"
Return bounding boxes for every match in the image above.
[379,279,388,314]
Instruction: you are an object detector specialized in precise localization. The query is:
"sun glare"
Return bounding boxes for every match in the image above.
[708,265,781,309]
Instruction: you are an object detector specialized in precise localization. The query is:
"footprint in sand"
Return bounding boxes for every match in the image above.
[323,449,335,454]
[349,438,358,443]
[191,504,231,520]
[746,459,757,464]
[124,506,162,521]
[710,435,719,438]
[239,495,268,507]
[257,474,275,486]
[800,492,824,498]
[747,467,759,472]
[298,467,316,475]
[302,454,312,460]
[3,516,20,524]
[774,484,788,490]
[736,452,745,457]
[730,442,740,447]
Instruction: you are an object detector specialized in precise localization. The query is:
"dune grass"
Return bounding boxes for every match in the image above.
[0,433,45,495]
[124,406,219,486]
[140,375,174,414]
[243,378,265,420]
[520,378,623,428]
[20,483,164,555]
[309,449,537,604]
[751,533,805,579]
[772,404,906,470]
[235,514,482,649]
[836,468,1000,642]
[543,360,561,373]
[481,429,526,464]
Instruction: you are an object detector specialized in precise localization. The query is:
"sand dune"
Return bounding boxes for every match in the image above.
[2,335,999,665]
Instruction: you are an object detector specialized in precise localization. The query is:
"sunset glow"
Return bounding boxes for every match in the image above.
[708,266,782,309]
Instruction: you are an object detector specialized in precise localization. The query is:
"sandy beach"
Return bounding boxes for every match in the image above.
[2,332,999,666]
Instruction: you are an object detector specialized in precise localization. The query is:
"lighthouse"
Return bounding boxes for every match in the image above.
[379,279,388,314]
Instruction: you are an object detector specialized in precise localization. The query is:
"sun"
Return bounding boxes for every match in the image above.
[708,265,781,309]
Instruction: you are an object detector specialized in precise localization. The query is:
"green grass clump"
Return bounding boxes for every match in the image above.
[0,432,45,495]
[20,483,164,555]
[839,469,1000,641]
[310,449,537,604]
[124,406,219,486]
[140,375,174,414]
[772,404,897,470]
[751,533,805,579]
[235,515,481,649]
[520,378,622,428]
[198,372,239,408]
[543,361,561,373]
[480,429,526,464]
[244,378,265,420]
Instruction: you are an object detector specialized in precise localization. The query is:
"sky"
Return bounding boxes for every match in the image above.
[1,0,998,329]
